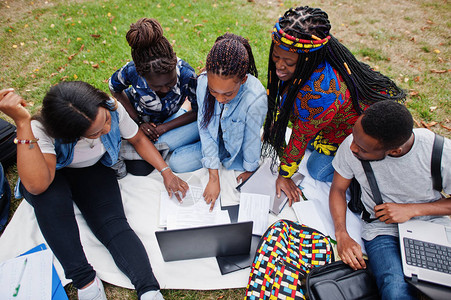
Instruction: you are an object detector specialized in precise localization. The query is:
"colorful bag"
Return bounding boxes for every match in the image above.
[245,219,333,300]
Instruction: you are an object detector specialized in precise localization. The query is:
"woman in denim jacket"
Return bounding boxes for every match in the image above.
[0,82,188,300]
[169,34,267,210]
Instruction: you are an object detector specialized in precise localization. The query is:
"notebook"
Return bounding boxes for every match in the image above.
[155,221,253,262]
[398,220,451,288]
[236,158,304,215]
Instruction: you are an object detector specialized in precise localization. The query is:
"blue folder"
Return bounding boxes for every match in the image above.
[20,244,68,300]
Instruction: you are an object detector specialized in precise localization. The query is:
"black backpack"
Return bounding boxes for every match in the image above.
[0,118,17,168]
[0,163,11,231]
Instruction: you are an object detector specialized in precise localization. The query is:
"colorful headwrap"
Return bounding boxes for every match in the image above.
[272,18,330,53]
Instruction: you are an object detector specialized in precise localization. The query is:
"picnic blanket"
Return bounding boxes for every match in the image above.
[0,151,334,290]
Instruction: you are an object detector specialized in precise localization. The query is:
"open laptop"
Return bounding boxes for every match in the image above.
[236,158,304,215]
[398,220,451,288]
[155,221,253,262]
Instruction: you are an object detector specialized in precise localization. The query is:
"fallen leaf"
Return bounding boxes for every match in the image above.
[420,120,430,129]
[91,34,101,38]
[439,123,451,131]
[433,49,440,54]
[67,38,71,44]
[92,64,99,69]
[73,74,78,79]
[60,75,69,81]
[429,106,437,112]
[430,69,447,74]
[427,121,438,127]
[426,19,434,24]
[413,118,421,128]
[414,76,420,82]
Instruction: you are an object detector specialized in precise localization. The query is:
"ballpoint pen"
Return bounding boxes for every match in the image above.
[12,258,27,297]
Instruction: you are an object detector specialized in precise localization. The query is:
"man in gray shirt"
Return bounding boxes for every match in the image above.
[330,101,451,299]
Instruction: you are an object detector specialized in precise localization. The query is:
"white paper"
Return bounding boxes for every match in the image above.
[292,200,366,254]
[160,185,231,230]
[238,192,271,235]
[0,249,53,300]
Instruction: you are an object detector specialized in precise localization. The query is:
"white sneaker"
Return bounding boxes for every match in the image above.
[77,277,107,300]
[140,290,164,300]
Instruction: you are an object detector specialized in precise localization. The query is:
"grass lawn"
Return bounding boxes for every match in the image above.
[0,0,449,299]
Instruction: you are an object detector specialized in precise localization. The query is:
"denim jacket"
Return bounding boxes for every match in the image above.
[15,110,121,198]
[197,73,267,171]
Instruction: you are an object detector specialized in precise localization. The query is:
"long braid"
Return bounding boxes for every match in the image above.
[201,33,256,128]
[126,18,177,76]
[263,6,405,167]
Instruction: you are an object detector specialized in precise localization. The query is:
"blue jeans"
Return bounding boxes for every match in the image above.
[154,108,200,151]
[364,235,417,300]
[306,148,334,182]
[21,163,159,297]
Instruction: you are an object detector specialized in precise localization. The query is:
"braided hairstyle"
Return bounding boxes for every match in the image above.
[201,33,258,128]
[126,18,177,76]
[262,6,405,162]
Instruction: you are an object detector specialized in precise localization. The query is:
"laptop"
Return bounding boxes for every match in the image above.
[398,220,451,288]
[155,221,253,262]
[236,158,304,215]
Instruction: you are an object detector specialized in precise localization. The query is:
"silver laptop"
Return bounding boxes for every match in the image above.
[398,220,451,287]
[236,158,304,215]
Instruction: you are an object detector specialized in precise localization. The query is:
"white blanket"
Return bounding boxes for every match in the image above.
[0,166,301,290]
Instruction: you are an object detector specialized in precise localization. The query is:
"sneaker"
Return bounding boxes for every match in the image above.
[77,277,107,300]
[140,290,164,300]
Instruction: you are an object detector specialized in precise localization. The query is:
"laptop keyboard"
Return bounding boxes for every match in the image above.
[404,237,451,274]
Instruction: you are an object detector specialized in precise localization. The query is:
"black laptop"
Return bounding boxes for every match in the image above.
[155,221,253,262]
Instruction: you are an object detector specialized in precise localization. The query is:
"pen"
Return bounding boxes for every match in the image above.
[12,258,27,297]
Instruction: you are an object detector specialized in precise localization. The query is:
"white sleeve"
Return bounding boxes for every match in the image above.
[31,120,56,155]
[116,101,139,139]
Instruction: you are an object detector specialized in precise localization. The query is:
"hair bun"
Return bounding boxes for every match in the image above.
[126,18,164,49]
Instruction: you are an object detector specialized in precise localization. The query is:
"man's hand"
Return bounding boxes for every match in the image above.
[336,231,366,270]
[161,169,188,203]
[276,174,302,206]
[140,122,159,141]
[375,203,416,224]
[236,171,253,184]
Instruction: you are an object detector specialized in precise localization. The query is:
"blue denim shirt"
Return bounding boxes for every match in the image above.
[197,73,267,171]
[15,110,121,198]
[109,58,197,124]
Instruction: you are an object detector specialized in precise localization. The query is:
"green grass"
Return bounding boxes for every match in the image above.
[1,0,450,299]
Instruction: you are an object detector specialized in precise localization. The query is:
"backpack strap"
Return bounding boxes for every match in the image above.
[431,134,444,192]
[360,160,383,223]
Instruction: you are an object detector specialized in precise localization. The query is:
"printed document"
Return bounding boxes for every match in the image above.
[0,249,53,300]
[238,192,270,236]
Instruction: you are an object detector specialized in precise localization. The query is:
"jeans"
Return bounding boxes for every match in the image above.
[306,147,334,182]
[364,235,417,300]
[155,108,200,151]
[21,163,159,297]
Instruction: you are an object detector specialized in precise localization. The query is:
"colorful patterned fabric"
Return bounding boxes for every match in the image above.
[272,18,330,54]
[108,58,197,124]
[279,61,366,178]
[245,220,333,300]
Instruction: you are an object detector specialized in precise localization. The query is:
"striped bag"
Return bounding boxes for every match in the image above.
[245,219,333,300]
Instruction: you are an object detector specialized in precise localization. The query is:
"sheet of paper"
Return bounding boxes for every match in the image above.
[292,200,366,254]
[0,249,53,300]
[238,192,270,236]
[160,185,231,230]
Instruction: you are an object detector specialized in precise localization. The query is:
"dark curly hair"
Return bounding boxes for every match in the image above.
[126,18,177,76]
[361,101,413,150]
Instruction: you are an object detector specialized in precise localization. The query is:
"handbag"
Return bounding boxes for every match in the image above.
[306,260,379,300]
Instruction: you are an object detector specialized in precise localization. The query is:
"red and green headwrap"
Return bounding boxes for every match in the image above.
[272,18,330,53]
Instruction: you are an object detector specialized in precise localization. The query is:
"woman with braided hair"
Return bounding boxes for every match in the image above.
[262,6,405,204]
[170,33,267,210]
[109,18,198,177]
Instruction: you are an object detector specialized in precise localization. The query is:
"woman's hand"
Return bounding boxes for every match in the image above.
[236,171,253,184]
[161,169,188,203]
[276,174,302,206]
[0,89,30,125]
[203,169,220,211]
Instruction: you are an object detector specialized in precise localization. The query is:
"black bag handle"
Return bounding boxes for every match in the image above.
[360,160,382,223]
[431,134,444,192]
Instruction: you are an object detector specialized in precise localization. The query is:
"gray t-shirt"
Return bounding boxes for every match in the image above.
[332,128,451,241]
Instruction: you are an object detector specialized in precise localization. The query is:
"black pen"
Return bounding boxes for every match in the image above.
[12,258,27,297]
